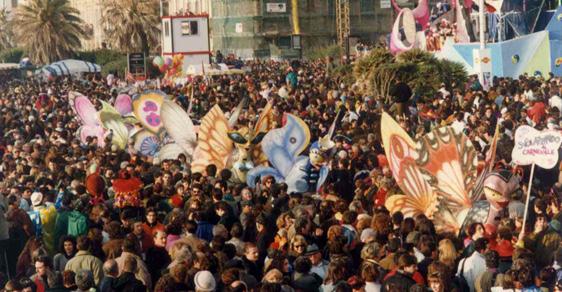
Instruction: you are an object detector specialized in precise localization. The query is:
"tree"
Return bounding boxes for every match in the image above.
[102,0,160,54]
[11,0,88,64]
[0,8,14,51]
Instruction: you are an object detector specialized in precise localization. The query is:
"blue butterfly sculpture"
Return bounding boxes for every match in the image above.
[246,114,334,194]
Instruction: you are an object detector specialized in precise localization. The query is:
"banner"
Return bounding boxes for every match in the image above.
[511,125,562,169]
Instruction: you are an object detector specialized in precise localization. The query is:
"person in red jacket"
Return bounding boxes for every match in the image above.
[527,98,546,125]
[142,207,165,238]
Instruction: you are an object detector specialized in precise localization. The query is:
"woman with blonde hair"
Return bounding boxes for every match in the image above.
[438,238,458,270]
[288,235,307,264]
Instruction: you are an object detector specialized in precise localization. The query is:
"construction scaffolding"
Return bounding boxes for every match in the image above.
[210,0,394,59]
[336,0,350,48]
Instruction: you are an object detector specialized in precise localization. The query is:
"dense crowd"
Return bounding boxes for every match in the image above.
[0,59,562,292]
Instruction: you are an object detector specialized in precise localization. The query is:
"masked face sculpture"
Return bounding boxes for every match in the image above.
[228,127,268,182]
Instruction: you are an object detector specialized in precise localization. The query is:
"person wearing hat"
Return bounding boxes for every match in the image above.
[306,244,328,279]
[29,191,57,255]
[194,270,216,292]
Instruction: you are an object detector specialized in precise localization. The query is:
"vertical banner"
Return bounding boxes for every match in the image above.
[473,48,492,91]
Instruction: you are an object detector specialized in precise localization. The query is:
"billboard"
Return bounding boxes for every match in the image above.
[128,53,146,80]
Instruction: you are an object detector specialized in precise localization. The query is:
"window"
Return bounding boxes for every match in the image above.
[361,0,375,13]
[164,21,170,37]
[277,36,292,49]
[181,21,198,35]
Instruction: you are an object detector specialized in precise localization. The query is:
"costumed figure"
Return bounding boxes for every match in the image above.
[190,100,274,183]
[131,91,197,164]
[112,170,143,209]
[462,170,521,229]
[70,92,138,150]
[246,114,335,194]
[98,94,138,150]
[85,164,106,206]
[69,92,106,147]
[381,112,522,233]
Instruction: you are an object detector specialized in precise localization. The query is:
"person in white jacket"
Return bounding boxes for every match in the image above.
[457,238,488,292]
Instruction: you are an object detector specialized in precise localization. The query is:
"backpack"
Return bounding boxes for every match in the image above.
[67,211,87,237]
[453,258,471,292]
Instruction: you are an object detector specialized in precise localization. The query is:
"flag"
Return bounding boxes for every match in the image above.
[486,123,500,171]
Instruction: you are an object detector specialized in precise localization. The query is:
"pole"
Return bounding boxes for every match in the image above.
[520,163,536,240]
[479,0,485,49]
[498,12,502,42]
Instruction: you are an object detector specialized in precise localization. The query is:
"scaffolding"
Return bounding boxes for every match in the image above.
[210,0,392,59]
[336,0,350,48]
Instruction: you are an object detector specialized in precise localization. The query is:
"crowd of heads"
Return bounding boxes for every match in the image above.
[0,59,562,292]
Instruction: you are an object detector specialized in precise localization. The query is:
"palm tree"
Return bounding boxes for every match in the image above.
[0,8,13,51]
[102,0,160,54]
[11,0,88,64]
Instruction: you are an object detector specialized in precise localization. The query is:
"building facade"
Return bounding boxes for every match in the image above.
[68,0,105,51]
[168,0,211,16]
[209,0,397,59]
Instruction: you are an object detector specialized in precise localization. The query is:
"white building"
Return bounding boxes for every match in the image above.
[161,15,211,70]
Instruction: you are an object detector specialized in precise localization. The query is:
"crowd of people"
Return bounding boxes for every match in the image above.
[0,57,561,292]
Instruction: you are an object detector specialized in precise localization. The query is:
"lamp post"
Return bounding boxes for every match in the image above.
[473,0,491,91]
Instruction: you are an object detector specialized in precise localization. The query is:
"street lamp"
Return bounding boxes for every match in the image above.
[473,0,492,91]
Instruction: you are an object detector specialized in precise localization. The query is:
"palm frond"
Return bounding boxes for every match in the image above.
[11,0,87,64]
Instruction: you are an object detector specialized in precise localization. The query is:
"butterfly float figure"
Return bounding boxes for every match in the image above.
[131,91,197,164]
[381,112,480,233]
[382,112,527,233]
[190,100,274,183]
[99,94,138,150]
[246,114,335,194]
[70,92,107,147]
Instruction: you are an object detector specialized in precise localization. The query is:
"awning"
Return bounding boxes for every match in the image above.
[36,59,101,76]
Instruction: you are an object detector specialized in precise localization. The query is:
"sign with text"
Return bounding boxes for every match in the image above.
[266,3,287,13]
[128,53,146,81]
[512,125,562,169]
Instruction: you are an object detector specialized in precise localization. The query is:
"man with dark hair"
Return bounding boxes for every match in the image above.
[145,230,171,287]
[31,255,58,291]
[65,236,103,285]
[292,256,322,291]
[205,164,217,183]
[382,254,418,292]
[389,77,413,116]
[114,256,146,292]
[115,234,151,288]
[242,242,262,280]
[475,250,501,292]
[457,237,488,292]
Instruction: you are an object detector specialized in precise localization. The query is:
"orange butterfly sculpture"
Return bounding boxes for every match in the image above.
[381,112,479,233]
[191,101,275,183]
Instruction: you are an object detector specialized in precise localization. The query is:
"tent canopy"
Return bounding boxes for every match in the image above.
[0,63,19,71]
[36,59,101,76]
